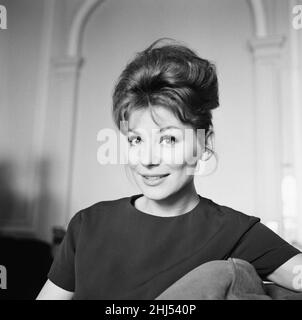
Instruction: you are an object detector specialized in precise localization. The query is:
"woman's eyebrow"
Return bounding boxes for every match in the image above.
[159,126,181,132]
[128,126,181,134]
[127,129,140,134]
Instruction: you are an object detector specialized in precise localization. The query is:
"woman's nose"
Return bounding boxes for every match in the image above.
[140,142,161,166]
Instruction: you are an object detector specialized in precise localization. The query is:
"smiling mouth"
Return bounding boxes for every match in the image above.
[141,174,170,181]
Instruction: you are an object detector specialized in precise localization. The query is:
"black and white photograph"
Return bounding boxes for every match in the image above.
[1,0,302,303]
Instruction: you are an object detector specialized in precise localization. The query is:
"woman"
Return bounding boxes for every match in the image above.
[37,38,302,300]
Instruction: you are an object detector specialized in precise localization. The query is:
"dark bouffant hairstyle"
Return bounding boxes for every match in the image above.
[112,38,219,159]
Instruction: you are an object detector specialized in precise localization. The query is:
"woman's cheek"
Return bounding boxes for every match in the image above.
[128,148,140,167]
[183,139,201,166]
[181,142,200,175]
[161,145,185,166]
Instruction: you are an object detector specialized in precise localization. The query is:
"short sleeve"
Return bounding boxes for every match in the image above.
[229,221,301,279]
[47,211,82,291]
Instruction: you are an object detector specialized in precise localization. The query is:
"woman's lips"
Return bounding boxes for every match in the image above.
[142,174,169,179]
[140,174,170,186]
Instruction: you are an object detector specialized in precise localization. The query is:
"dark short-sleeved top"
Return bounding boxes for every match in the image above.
[47,194,301,300]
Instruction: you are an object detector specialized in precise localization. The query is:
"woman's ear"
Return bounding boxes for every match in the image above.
[201,149,211,162]
[194,158,206,175]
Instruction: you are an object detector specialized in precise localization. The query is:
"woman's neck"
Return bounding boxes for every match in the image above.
[135,182,200,217]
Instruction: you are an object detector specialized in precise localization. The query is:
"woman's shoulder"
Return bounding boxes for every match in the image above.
[71,195,132,223]
[202,196,260,225]
[86,195,129,210]
[82,195,130,213]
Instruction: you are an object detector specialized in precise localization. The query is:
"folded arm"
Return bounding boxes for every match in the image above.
[266,253,302,292]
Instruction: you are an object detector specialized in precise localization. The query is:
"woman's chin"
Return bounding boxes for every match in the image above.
[139,188,171,200]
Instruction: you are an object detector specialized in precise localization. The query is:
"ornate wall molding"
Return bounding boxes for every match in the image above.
[248,34,286,232]
[248,0,268,38]
[249,35,286,59]
[54,0,106,225]
[247,0,288,235]
[68,0,105,57]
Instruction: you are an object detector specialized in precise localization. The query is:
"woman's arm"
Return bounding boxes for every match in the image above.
[266,253,302,292]
[36,279,74,300]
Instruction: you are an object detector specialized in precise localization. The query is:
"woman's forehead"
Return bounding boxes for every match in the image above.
[128,106,186,130]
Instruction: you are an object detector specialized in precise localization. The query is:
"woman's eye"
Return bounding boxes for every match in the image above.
[160,135,176,145]
[127,136,141,146]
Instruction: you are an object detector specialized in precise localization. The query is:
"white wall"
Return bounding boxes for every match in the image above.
[0,0,47,233]
[0,0,90,241]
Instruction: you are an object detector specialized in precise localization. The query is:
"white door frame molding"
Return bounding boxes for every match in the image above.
[52,0,106,226]
[248,0,288,236]
[68,0,105,57]
[248,0,268,38]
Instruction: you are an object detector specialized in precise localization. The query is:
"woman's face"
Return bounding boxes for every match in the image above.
[126,106,203,200]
